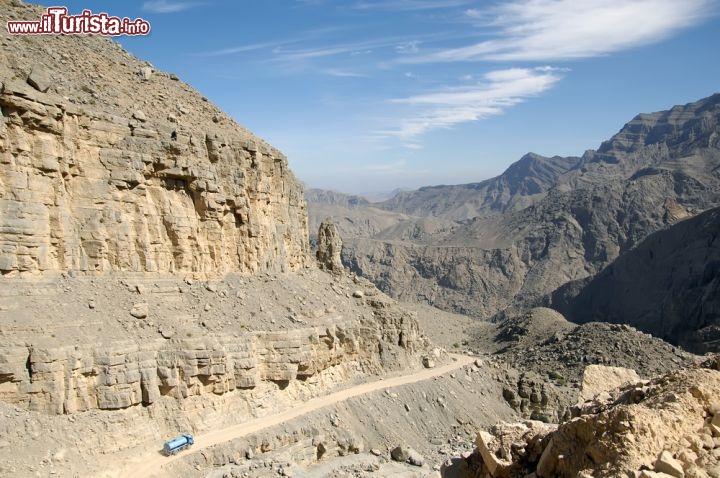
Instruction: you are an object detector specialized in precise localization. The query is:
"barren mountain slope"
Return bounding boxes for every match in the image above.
[1,0,308,276]
[0,2,456,476]
[550,206,720,353]
[378,153,581,220]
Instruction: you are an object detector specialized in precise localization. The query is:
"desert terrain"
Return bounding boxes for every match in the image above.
[1,1,719,478]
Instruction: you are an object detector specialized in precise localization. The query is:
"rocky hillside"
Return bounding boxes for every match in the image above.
[379,153,581,220]
[306,189,414,247]
[0,2,447,476]
[550,206,720,353]
[1,1,308,277]
[320,93,720,324]
[454,357,720,478]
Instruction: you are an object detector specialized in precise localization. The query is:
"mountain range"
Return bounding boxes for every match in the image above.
[307,93,720,351]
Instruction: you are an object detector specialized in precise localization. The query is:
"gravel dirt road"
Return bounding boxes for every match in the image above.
[121,354,474,478]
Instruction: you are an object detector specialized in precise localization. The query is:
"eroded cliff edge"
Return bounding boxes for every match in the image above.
[0,1,308,276]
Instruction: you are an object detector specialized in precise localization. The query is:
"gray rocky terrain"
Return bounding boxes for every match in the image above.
[550,206,720,353]
[1,1,718,478]
[308,93,720,345]
[378,153,581,221]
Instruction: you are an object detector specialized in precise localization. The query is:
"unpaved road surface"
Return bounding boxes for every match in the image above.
[121,354,475,477]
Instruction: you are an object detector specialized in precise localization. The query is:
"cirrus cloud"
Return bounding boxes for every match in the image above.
[403,0,716,62]
[377,67,565,139]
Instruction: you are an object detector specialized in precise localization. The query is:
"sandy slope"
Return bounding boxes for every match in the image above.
[120,354,474,477]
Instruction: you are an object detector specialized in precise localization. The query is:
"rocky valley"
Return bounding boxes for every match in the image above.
[308,93,720,352]
[1,1,719,478]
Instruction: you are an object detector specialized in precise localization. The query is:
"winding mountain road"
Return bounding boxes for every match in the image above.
[121,354,474,477]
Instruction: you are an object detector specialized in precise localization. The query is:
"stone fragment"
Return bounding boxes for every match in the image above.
[477,430,512,477]
[132,110,146,122]
[27,64,52,92]
[139,66,153,81]
[130,303,149,319]
[370,448,382,456]
[579,365,640,403]
[391,445,410,462]
[640,472,677,478]
[352,290,364,298]
[654,451,684,478]
[422,356,435,369]
[407,448,424,467]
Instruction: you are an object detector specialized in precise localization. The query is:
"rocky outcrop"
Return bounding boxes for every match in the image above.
[456,361,720,478]
[378,153,581,221]
[551,206,720,353]
[496,318,694,392]
[0,308,424,414]
[0,3,308,276]
[305,189,370,210]
[316,219,344,273]
[578,365,640,403]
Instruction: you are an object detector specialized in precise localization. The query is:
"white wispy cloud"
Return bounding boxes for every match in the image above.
[402,0,715,62]
[395,41,421,54]
[142,0,202,13]
[324,68,367,77]
[352,0,474,11]
[377,67,564,139]
[268,35,434,66]
[194,41,282,57]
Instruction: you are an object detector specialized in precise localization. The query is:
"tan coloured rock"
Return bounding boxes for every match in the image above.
[534,366,720,477]
[579,364,641,403]
[654,450,684,478]
[477,430,512,477]
[316,219,344,273]
[130,303,149,319]
[0,306,425,414]
[27,63,52,92]
[0,44,308,277]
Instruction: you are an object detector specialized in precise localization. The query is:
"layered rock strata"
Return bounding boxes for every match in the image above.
[0,2,308,276]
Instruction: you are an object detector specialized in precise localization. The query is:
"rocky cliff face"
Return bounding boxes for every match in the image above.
[316,219,344,273]
[551,206,720,353]
[323,94,720,325]
[0,2,307,276]
[0,1,435,420]
[1,313,421,415]
[0,271,429,415]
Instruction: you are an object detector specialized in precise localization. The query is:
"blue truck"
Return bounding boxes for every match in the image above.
[163,434,194,456]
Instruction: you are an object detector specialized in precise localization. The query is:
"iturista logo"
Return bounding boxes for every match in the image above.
[7,6,151,36]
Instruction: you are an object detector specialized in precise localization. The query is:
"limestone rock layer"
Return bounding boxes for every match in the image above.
[0,3,308,276]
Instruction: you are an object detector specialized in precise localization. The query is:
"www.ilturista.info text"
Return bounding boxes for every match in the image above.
[7,7,150,36]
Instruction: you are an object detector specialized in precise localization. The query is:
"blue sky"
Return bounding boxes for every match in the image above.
[35,0,720,194]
